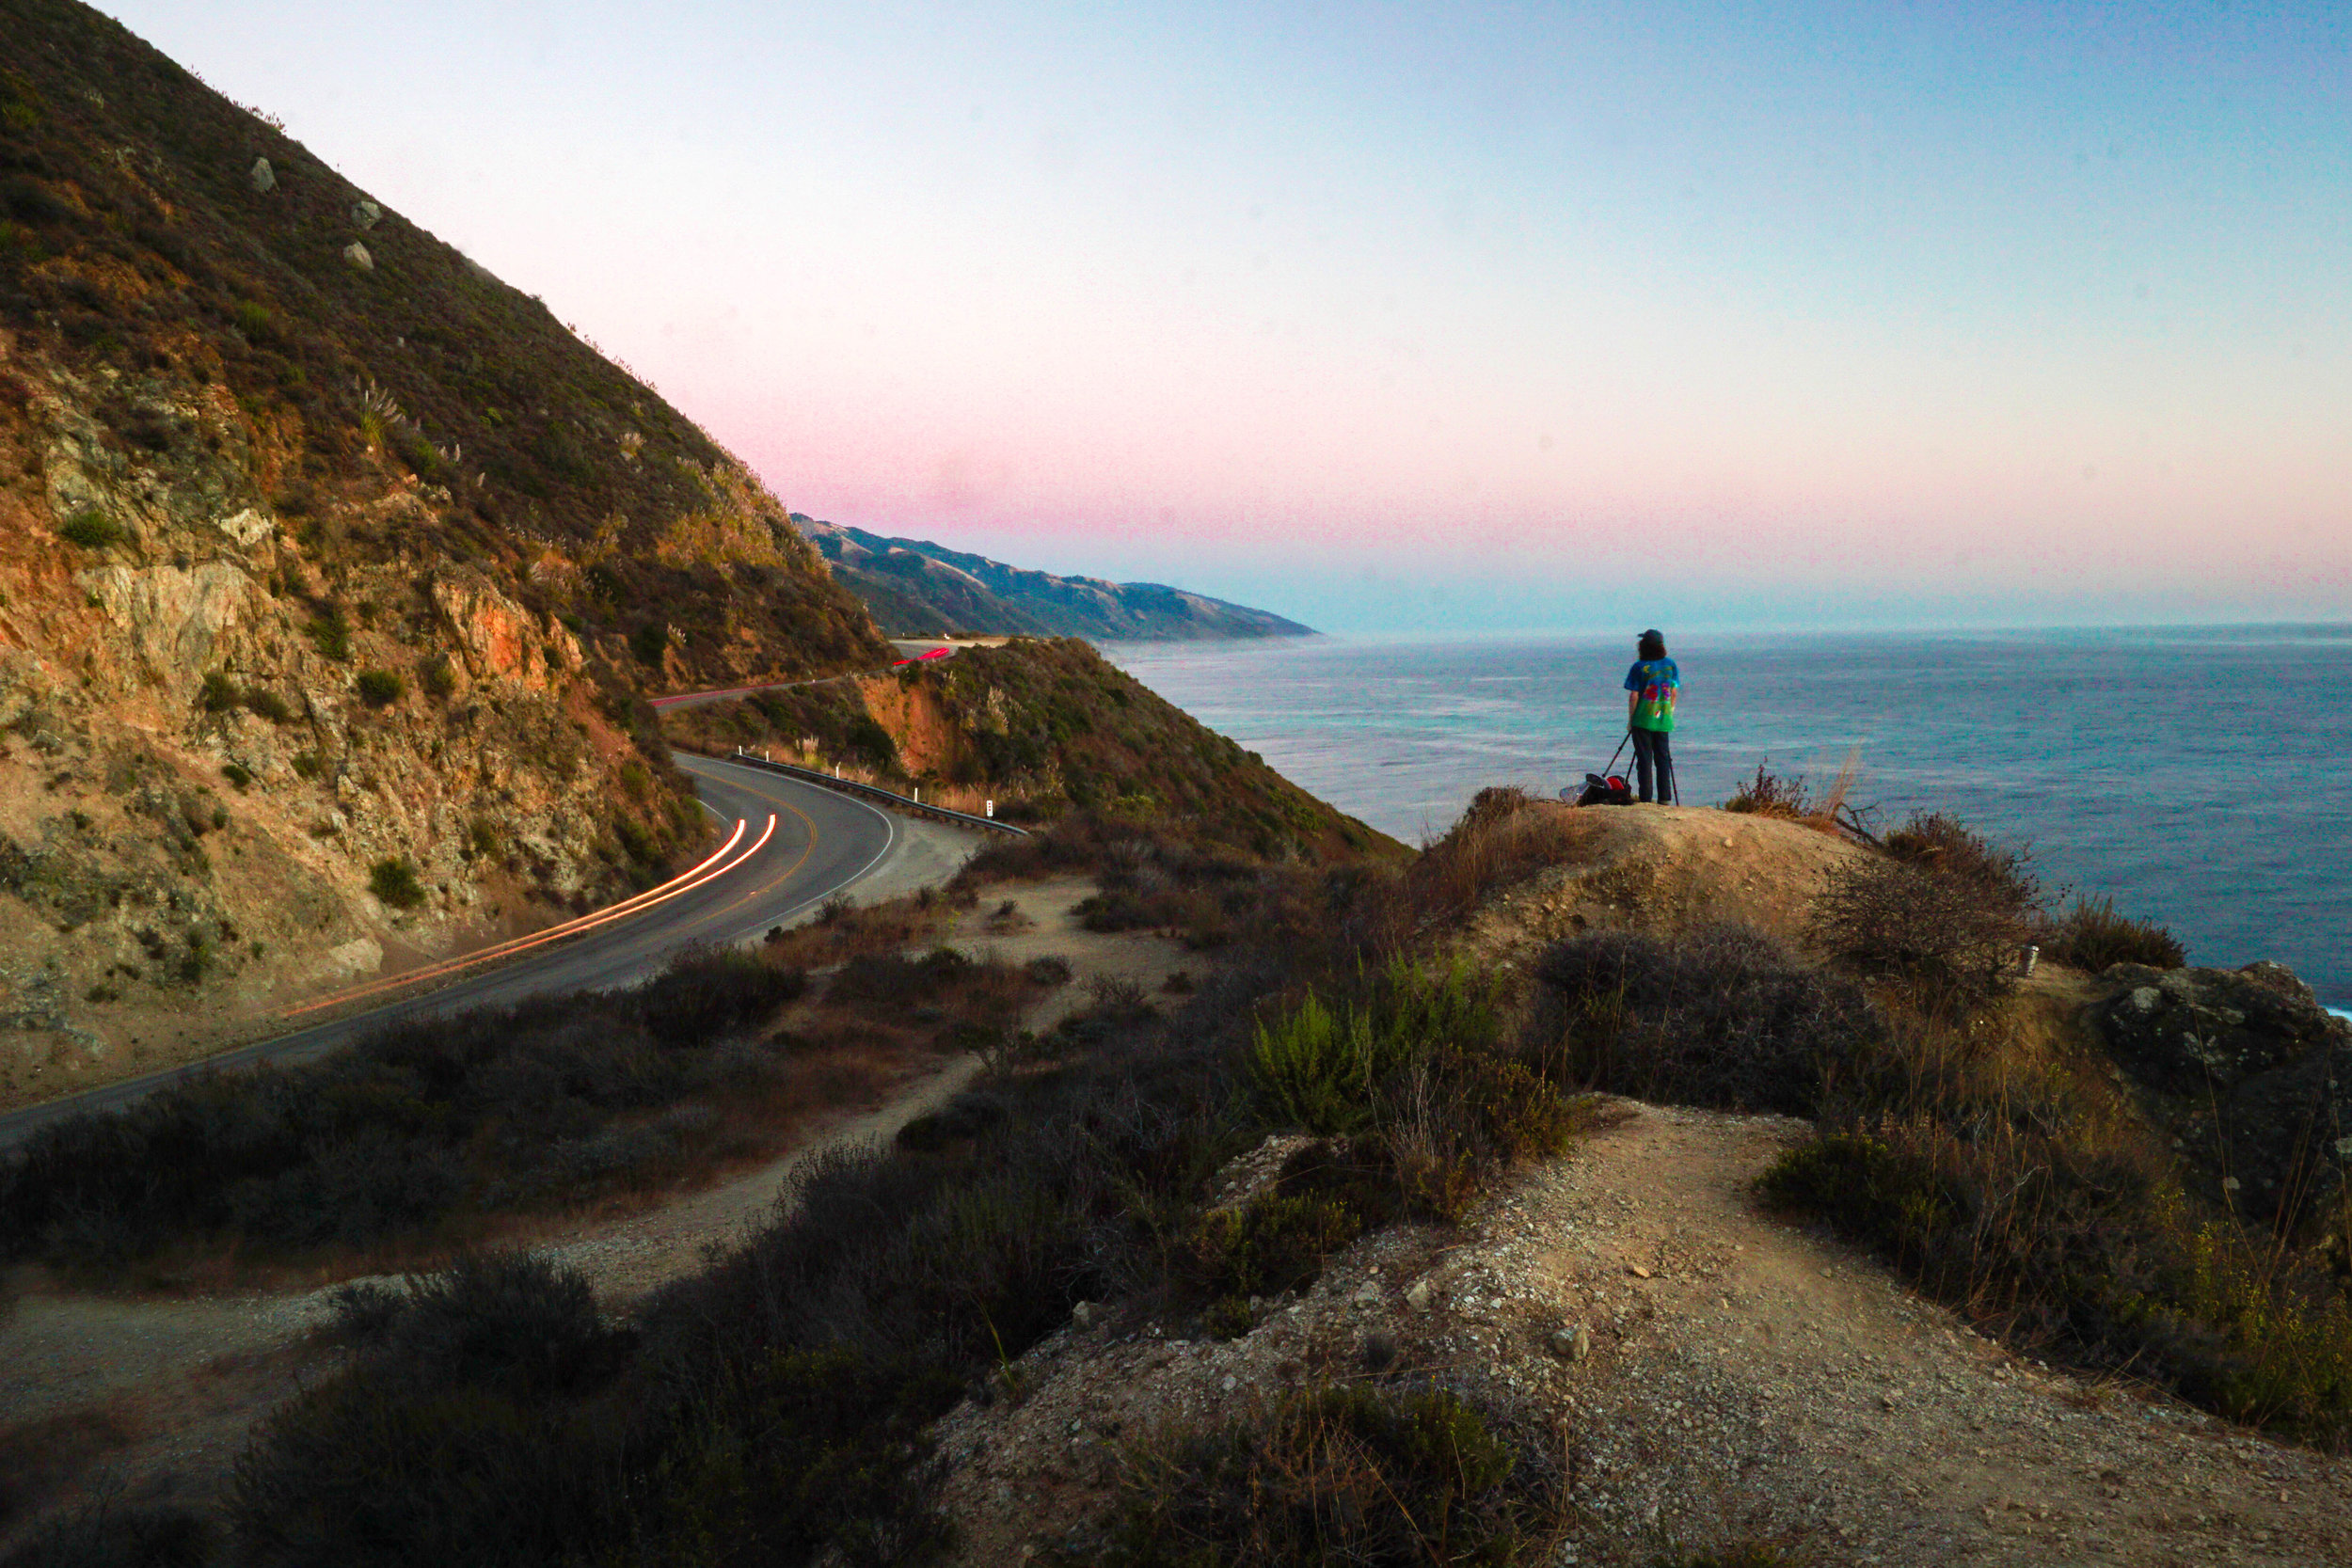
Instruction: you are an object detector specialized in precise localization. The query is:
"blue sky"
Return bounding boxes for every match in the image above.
[106,1,2352,631]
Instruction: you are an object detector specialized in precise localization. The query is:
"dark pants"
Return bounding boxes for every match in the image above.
[1631,726,1676,803]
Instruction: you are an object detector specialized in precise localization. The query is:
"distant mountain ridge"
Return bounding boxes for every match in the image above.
[790,515,1314,641]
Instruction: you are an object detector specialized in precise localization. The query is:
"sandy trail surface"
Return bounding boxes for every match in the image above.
[0,869,1184,1544]
[933,1102,2352,1565]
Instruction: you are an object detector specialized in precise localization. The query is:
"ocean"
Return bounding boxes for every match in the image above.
[1104,626,2352,1009]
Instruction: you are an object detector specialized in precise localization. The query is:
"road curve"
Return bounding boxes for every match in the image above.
[0,755,911,1149]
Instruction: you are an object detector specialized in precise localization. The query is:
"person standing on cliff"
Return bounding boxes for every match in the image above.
[1624,629,1680,804]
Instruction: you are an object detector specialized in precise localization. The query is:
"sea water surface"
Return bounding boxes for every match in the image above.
[1104,626,2352,1008]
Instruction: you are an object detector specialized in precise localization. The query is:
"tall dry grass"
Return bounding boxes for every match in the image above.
[1721,752,1865,839]
[1347,787,1593,953]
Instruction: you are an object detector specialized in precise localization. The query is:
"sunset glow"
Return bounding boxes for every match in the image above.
[112,0,2352,630]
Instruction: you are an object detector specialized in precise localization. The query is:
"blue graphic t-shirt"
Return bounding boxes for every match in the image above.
[1624,657,1680,732]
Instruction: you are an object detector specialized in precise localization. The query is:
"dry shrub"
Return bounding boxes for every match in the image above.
[1071,1383,1562,1566]
[0,945,844,1271]
[2042,895,2188,972]
[1723,762,1810,818]
[0,1406,140,1534]
[1348,788,1589,951]
[1812,811,2040,1013]
[0,1498,213,1568]
[760,891,945,969]
[1723,753,1859,837]
[1759,990,2352,1449]
[1529,925,1884,1117]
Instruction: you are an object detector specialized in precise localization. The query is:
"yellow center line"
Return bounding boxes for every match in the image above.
[685,760,821,925]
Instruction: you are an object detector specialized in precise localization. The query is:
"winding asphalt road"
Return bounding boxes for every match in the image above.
[0,753,946,1148]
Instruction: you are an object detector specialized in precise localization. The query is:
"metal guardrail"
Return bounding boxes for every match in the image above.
[718,750,1030,837]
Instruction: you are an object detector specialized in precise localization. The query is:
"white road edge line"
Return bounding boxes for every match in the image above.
[693,753,900,944]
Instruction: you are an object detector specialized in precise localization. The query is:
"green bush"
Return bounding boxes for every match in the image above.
[419,656,458,699]
[369,857,425,909]
[356,668,404,706]
[628,622,668,667]
[2042,895,2186,972]
[1755,1134,1955,1272]
[308,611,351,662]
[243,687,294,723]
[1248,961,1497,1136]
[221,763,252,790]
[1185,1193,1363,1311]
[198,671,241,712]
[57,508,120,549]
[291,751,323,780]
[1248,991,1387,1135]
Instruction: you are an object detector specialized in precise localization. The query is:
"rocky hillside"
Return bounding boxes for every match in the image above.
[0,0,890,1104]
[666,636,1389,859]
[792,514,1314,641]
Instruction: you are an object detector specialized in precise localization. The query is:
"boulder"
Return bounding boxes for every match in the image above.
[342,241,373,272]
[351,198,381,230]
[248,156,275,193]
[2096,961,2338,1096]
[2093,961,2352,1230]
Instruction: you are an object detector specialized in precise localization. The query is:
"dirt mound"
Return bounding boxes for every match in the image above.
[1460,803,1871,971]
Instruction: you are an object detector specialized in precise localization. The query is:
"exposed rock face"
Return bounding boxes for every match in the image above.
[2094,961,2352,1230]
[0,352,665,1108]
[0,0,896,1108]
[430,569,583,693]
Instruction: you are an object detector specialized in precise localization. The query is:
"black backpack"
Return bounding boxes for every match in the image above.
[1569,771,1632,807]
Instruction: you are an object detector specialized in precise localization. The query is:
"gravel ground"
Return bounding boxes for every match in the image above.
[932,1102,2352,1566]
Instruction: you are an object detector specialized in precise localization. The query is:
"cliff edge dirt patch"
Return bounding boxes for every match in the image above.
[1461,802,1870,972]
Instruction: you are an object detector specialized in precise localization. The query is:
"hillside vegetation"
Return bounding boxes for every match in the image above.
[794,514,1314,641]
[666,636,1389,859]
[0,0,889,1101]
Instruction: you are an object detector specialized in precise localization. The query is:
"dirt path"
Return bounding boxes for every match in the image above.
[543,873,1189,1301]
[0,871,1186,1544]
[931,1102,2352,1565]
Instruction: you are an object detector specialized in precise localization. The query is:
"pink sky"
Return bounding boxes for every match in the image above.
[109,1,2352,630]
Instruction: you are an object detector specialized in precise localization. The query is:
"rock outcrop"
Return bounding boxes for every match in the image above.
[2094,961,2352,1230]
